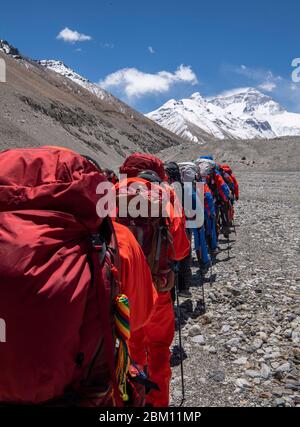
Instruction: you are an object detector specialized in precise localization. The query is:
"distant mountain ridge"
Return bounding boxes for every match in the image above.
[147,87,300,142]
[39,60,112,102]
[0,40,191,168]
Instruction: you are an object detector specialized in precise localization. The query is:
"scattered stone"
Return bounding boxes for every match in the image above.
[257,332,268,342]
[272,389,284,398]
[200,315,212,325]
[188,325,202,337]
[284,382,300,391]
[276,362,291,373]
[293,396,300,404]
[208,370,226,383]
[275,398,285,407]
[207,346,217,354]
[221,325,231,333]
[264,352,281,360]
[236,378,252,389]
[293,348,300,360]
[260,363,271,380]
[284,329,293,339]
[245,370,261,379]
[191,335,206,345]
[173,389,183,399]
[233,357,248,366]
[252,338,263,350]
[259,392,272,399]
[226,338,240,348]
[274,371,285,381]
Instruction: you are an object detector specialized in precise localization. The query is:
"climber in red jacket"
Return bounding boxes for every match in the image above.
[113,221,157,334]
[118,153,190,407]
[221,164,239,201]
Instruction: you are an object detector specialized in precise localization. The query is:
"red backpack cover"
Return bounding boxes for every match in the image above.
[0,147,121,406]
[115,177,175,293]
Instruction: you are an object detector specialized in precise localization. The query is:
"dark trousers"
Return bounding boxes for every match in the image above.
[178,229,192,292]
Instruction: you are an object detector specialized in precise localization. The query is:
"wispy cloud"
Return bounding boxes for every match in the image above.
[224,63,300,112]
[232,64,282,91]
[100,42,115,49]
[258,82,277,92]
[99,65,198,99]
[57,27,92,43]
[148,46,155,54]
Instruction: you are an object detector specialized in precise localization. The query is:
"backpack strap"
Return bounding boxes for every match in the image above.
[91,234,123,407]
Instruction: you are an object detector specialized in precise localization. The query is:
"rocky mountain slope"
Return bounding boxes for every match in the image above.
[147,88,300,143]
[158,135,300,172]
[0,40,195,168]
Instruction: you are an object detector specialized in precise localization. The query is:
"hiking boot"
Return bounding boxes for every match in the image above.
[211,247,221,257]
[199,261,211,275]
[223,229,230,239]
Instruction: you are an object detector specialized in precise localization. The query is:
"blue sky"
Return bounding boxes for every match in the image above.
[2,0,300,112]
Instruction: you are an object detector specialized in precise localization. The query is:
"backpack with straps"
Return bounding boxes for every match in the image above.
[196,158,216,178]
[0,147,125,406]
[115,177,175,293]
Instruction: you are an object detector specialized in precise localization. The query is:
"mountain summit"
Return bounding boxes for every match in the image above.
[39,60,110,102]
[0,40,21,58]
[147,88,300,142]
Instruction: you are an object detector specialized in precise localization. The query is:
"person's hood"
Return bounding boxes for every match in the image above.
[119,153,166,181]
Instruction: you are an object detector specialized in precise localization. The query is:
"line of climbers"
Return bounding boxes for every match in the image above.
[0,147,239,408]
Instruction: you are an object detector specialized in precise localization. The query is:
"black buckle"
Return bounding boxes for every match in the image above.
[91,233,103,251]
[91,233,107,265]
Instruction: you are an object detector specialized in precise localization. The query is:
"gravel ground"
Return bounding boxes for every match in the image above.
[170,171,300,407]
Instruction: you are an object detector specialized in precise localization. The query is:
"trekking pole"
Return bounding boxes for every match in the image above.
[174,263,185,407]
[209,255,213,288]
[227,233,230,260]
[226,203,231,260]
[232,219,237,236]
[227,227,230,260]
[199,264,206,314]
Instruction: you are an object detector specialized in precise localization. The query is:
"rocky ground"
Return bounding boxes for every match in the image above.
[170,171,300,407]
[159,136,300,173]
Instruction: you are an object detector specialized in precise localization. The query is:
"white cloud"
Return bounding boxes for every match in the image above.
[258,82,277,92]
[57,27,92,43]
[148,46,155,54]
[99,65,198,99]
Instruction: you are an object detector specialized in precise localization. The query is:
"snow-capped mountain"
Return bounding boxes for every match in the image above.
[147,88,300,142]
[0,40,186,165]
[39,60,110,101]
[0,40,21,58]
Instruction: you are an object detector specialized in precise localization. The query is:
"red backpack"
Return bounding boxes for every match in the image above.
[0,147,123,406]
[115,177,175,292]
